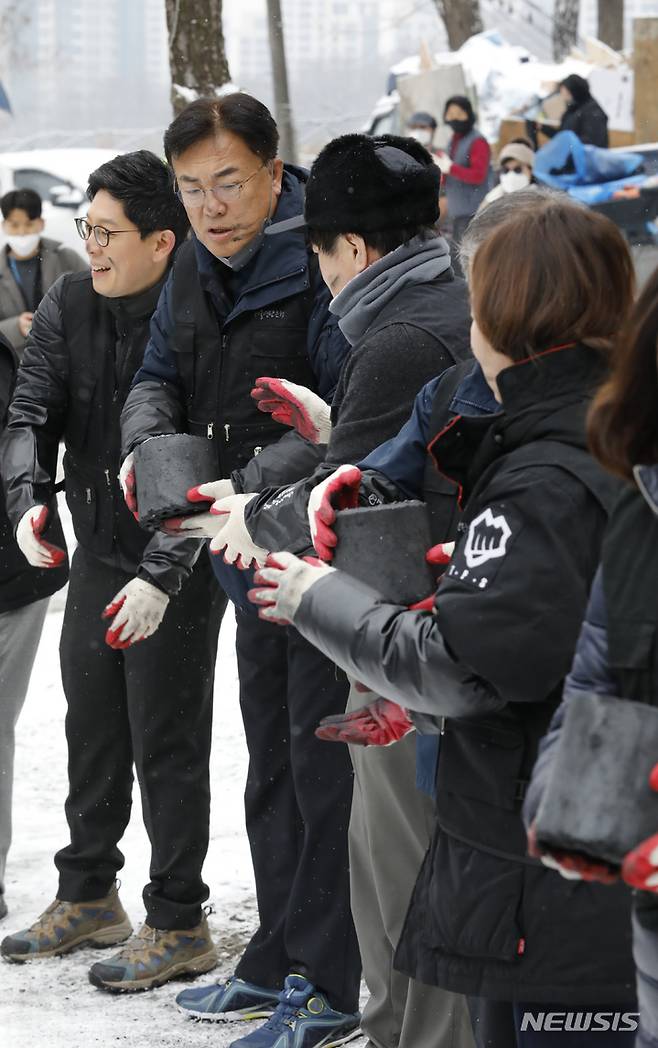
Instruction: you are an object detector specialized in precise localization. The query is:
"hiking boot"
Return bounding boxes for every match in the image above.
[229,974,361,1048]
[176,974,280,1022]
[0,884,132,962]
[88,914,217,992]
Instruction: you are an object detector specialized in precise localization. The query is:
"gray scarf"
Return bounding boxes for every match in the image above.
[329,234,452,346]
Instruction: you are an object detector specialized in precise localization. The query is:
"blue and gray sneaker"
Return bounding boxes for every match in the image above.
[228,974,361,1048]
[176,975,280,1022]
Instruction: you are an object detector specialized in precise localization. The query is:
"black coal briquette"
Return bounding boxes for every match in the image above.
[134,434,218,528]
[534,691,658,867]
[332,501,435,605]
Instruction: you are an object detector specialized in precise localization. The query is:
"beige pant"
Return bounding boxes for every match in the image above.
[347,684,474,1048]
[0,597,49,894]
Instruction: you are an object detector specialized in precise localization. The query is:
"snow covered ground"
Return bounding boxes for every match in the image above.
[0,510,367,1047]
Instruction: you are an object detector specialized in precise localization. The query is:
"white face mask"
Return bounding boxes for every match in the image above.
[6,233,41,257]
[499,171,531,194]
[409,128,433,147]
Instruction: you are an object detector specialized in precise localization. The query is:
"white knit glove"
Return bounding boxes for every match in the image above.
[208,492,269,569]
[251,377,332,445]
[435,152,453,175]
[118,452,137,515]
[102,577,169,649]
[16,504,66,569]
[164,478,236,537]
[248,551,335,625]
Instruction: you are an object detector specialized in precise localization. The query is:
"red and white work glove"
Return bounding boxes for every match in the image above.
[102,577,169,650]
[307,465,362,561]
[314,582,441,746]
[408,542,455,611]
[248,550,334,625]
[621,763,658,891]
[251,377,332,446]
[160,478,236,537]
[316,698,414,747]
[526,823,619,885]
[15,505,66,569]
[118,452,138,518]
[208,492,269,569]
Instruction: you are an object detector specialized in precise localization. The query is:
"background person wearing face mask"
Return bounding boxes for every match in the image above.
[406,111,440,156]
[434,96,492,274]
[0,189,86,356]
[480,140,536,208]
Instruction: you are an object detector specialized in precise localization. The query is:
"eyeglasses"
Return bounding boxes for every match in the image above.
[502,164,524,175]
[75,218,142,248]
[175,163,267,207]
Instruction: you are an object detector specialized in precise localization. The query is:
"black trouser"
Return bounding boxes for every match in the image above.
[467,997,638,1047]
[56,546,226,929]
[234,610,361,1014]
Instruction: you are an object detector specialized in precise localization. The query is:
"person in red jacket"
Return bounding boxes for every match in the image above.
[435,95,492,274]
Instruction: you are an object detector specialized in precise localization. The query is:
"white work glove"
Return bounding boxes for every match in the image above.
[435,152,453,175]
[102,577,169,649]
[16,504,67,569]
[251,377,332,445]
[247,551,335,625]
[161,478,236,537]
[208,492,269,569]
[307,464,362,561]
[118,452,138,517]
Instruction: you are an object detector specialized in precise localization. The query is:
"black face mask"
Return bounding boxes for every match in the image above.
[446,118,472,134]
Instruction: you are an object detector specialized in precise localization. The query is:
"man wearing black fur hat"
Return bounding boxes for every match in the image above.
[171,133,474,1048]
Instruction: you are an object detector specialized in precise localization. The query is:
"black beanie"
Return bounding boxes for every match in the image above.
[267,133,440,236]
[309,133,441,233]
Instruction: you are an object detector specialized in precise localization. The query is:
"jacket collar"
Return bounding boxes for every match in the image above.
[193,166,310,321]
[429,343,605,500]
[329,234,452,346]
[104,270,168,323]
[450,360,498,417]
[633,465,658,517]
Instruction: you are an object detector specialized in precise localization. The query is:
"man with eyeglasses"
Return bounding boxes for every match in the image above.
[120,95,360,1044]
[0,150,226,991]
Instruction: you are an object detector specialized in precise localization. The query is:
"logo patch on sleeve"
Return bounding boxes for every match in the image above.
[445,505,521,590]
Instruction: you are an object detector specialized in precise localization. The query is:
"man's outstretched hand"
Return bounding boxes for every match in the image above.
[316,698,414,747]
[251,377,332,445]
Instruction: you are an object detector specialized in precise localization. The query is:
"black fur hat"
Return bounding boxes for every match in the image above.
[266,133,440,236]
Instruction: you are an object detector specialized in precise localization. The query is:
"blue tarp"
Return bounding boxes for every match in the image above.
[534,130,644,201]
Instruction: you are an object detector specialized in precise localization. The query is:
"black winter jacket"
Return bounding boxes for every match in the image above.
[542,97,609,150]
[525,471,658,1026]
[292,343,635,1002]
[0,332,68,611]
[120,167,349,608]
[240,258,472,556]
[0,271,202,596]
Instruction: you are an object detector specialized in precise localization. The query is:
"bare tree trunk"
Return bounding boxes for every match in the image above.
[553,0,580,60]
[165,0,231,116]
[266,0,297,164]
[429,0,483,52]
[598,0,624,50]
